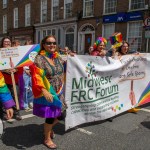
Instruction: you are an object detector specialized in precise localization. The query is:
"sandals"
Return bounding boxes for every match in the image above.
[50,130,55,139]
[44,140,57,149]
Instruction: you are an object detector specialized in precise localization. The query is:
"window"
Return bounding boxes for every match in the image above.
[58,28,61,45]
[127,21,142,52]
[47,30,51,36]
[65,28,74,50]
[41,0,47,22]
[52,0,59,21]
[42,29,56,38]
[25,4,31,26]
[3,0,7,8]
[104,0,117,14]
[83,0,94,17]
[102,23,115,49]
[52,29,56,36]
[129,0,145,10]
[3,15,7,33]
[38,31,41,43]
[43,30,47,38]
[14,8,18,28]
[64,0,72,19]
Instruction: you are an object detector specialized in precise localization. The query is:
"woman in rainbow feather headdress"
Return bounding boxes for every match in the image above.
[0,71,15,120]
[91,37,107,57]
[30,35,72,149]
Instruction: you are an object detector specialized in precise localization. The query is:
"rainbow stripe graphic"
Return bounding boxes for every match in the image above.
[138,82,150,106]
[16,44,40,68]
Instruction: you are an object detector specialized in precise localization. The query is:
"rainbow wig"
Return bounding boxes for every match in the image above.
[93,37,107,50]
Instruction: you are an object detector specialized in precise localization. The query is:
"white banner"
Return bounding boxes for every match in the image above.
[65,54,150,130]
[0,44,40,70]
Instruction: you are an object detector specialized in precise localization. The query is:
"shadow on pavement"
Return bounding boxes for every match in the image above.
[2,124,43,149]
[53,121,65,136]
[2,121,65,149]
[141,121,150,130]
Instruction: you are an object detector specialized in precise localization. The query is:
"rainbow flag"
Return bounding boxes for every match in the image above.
[0,71,15,109]
[138,82,150,106]
[16,44,40,68]
[109,32,123,45]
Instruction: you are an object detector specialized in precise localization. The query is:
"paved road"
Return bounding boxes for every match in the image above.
[0,104,150,150]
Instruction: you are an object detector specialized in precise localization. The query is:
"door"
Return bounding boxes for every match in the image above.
[84,34,92,54]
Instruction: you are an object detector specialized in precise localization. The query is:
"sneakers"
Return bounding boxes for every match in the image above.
[13,114,22,121]
[24,107,31,112]
[13,107,22,121]
[29,103,33,109]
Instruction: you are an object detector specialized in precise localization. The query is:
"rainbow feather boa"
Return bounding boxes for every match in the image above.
[40,50,59,59]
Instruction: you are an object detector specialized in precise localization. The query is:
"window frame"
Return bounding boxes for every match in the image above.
[25,3,31,26]
[3,14,7,33]
[51,0,59,21]
[103,0,117,15]
[129,0,145,11]
[41,0,47,23]
[102,23,115,49]
[64,0,73,19]
[65,27,75,50]
[13,7,18,28]
[3,0,7,9]
[83,0,94,18]
[127,20,143,52]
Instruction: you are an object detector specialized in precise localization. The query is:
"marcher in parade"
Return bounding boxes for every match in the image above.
[88,46,94,55]
[90,37,113,121]
[90,37,107,57]
[111,41,130,58]
[22,40,34,111]
[0,37,22,120]
[111,40,140,113]
[29,35,73,149]
[24,39,33,45]
[12,39,21,47]
[0,72,15,120]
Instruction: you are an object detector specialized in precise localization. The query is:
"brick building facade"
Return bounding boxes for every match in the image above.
[0,0,149,53]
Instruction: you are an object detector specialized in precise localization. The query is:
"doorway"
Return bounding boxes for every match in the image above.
[84,34,92,54]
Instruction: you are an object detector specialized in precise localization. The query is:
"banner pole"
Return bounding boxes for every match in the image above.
[9,57,19,110]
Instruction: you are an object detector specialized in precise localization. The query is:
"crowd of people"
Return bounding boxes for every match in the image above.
[0,33,141,149]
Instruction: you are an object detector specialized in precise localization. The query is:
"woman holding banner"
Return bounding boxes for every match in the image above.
[111,40,140,113]
[90,37,107,57]
[30,35,73,149]
[111,40,130,58]
[0,37,22,120]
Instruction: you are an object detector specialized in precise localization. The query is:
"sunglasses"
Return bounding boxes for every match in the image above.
[45,42,57,45]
